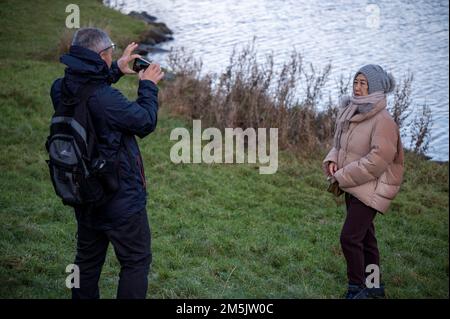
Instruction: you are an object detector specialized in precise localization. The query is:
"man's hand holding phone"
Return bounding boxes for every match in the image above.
[139,63,164,85]
[116,42,164,83]
[117,42,141,74]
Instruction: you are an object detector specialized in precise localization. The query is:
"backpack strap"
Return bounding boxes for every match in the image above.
[77,83,102,161]
[79,82,125,164]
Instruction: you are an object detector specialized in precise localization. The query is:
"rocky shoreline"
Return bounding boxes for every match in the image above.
[102,1,174,54]
[127,10,173,55]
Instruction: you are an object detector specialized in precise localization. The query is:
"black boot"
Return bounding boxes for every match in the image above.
[366,284,385,299]
[344,284,369,299]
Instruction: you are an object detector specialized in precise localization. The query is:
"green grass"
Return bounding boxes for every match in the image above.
[0,0,448,299]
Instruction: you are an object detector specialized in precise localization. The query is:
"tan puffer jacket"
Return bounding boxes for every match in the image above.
[322,98,404,213]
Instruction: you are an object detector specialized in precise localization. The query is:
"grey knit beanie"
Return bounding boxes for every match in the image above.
[355,64,396,94]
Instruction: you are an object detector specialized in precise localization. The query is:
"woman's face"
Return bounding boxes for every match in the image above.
[353,73,369,96]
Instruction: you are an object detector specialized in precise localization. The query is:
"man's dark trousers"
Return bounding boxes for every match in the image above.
[72,209,151,299]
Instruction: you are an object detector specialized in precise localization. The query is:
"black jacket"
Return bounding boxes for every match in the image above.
[50,45,158,229]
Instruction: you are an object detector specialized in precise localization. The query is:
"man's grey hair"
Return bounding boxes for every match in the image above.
[72,27,112,54]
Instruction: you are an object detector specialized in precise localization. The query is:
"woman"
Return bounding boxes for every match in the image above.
[323,64,404,299]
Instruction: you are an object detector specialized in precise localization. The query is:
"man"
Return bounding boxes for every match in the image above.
[50,27,164,299]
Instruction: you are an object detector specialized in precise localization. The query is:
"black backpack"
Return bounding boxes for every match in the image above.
[46,78,119,208]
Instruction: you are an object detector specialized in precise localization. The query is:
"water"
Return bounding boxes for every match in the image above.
[105,0,449,161]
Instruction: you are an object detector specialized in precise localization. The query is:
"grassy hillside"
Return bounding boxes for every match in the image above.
[0,0,448,298]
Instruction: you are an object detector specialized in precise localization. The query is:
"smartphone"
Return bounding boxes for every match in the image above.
[132,57,152,73]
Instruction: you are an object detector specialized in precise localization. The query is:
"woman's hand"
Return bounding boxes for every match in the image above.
[328,161,338,176]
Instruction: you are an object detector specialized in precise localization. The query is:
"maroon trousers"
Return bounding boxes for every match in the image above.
[341,192,380,286]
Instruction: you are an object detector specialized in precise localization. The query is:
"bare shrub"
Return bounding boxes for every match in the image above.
[161,44,332,155]
[409,103,433,156]
[315,97,339,149]
[302,63,332,109]
[336,74,352,102]
[389,72,414,135]
[56,29,76,58]
[388,73,434,156]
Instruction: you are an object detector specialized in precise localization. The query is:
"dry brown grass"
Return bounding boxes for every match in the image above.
[160,44,337,156]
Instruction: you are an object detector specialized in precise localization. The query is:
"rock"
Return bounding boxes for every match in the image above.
[128,11,157,24]
[127,10,174,45]
[140,11,158,22]
[136,43,169,55]
[148,22,173,35]
[139,40,156,48]
[140,28,173,44]
[147,47,170,54]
